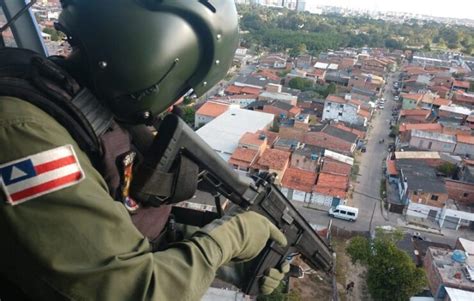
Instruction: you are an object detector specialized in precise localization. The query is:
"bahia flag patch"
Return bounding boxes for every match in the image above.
[0,145,84,206]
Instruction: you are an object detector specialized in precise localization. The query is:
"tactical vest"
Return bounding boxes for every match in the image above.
[0,47,171,241]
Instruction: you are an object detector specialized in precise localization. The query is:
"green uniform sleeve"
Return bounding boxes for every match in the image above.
[0,97,220,301]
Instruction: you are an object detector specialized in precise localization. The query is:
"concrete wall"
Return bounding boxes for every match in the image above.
[408,191,449,208]
[454,142,474,157]
[291,153,319,172]
[445,180,474,205]
[409,136,456,153]
[195,114,214,128]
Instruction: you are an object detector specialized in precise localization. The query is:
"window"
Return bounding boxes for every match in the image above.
[338,112,343,117]
[413,191,418,196]
[339,104,344,109]
[464,193,469,198]
[327,102,332,106]
[340,210,347,214]
[348,212,355,216]
[428,142,433,149]
[431,195,439,201]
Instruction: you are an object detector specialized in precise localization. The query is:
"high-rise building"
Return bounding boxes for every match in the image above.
[296,0,322,14]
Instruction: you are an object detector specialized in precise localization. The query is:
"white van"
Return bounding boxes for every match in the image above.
[328,205,358,222]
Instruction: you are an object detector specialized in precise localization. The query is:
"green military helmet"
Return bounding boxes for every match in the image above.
[58,0,239,124]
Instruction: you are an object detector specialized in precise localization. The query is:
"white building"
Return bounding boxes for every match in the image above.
[322,95,365,125]
[296,0,321,14]
[197,107,274,161]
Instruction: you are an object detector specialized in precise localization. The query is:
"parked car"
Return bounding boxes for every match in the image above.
[394,96,399,101]
[328,205,359,222]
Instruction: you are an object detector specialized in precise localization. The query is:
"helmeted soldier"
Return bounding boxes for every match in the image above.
[0,0,288,300]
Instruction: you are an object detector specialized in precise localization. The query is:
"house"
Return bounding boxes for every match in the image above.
[195,101,230,128]
[273,138,301,152]
[452,91,474,107]
[259,53,288,69]
[228,148,260,174]
[409,130,456,153]
[399,109,431,124]
[250,148,291,184]
[420,97,451,110]
[424,247,474,299]
[453,80,471,92]
[429,85,451,98]
[397,160,448,209]
[401,93,424,110]
[295,54,314,69]
[445,179,474,205]
[324,70,350,86]
[225,84,261,96]
[322,95,367,126]
[212,95,258,108]
[290,145,323,172]
[398,123,443,145]
[350,86,377,98]
[259,91,298,106]
[438,105,472,128]
[280,167,317,203]
[332,122,366,139]
[303,126,357,156]
[197,107,274,161]
[263,101,301,119]
[320,157,352,176]
[313,172,349,201]
[454,135,474,157]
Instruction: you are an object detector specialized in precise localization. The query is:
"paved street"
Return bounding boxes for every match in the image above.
[293,74,400,232]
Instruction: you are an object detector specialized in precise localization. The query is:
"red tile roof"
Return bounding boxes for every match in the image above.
[239,132,266,147]
[400,109,431,117]
[401,93,424,102]
[225,85,242,94]
[432,98,451,106]
[228,148,259,168]
[387,160,398,176]
[326,95,346,104]
[241,86,261,95]
[281,167,317,193]
[196,101,229,118]
[314,172,348,198]
[332,123,366,139]
[453,80,471,89]
[399,123,443,132]
[321,158,351,176]
[258,130,279,146]
[349,98,363,106]
[253,148,291,171]
[358,109,371,119]
[457,135,474,145]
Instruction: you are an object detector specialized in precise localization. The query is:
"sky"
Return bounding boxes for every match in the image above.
[315,0,474,20]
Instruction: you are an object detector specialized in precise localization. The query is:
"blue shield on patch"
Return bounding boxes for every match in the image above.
[0,159,36,186]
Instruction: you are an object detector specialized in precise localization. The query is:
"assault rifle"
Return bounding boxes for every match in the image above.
[139,114,333,295]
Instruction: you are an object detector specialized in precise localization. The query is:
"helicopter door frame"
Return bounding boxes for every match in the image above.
[1,0,47,56]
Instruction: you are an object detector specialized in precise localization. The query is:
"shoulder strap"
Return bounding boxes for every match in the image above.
[0,47,112,163]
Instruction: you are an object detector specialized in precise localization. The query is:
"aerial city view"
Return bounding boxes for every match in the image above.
[1,0,474,300]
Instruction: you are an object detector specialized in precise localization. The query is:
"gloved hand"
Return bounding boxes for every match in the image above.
[191,211,287,267]
[260,261,291,295]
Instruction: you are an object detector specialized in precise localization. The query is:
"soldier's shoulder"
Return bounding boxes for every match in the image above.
[0,96,57,126]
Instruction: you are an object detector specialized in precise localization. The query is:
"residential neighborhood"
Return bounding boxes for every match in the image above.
[22,1,474,300]
[186,44,474,300]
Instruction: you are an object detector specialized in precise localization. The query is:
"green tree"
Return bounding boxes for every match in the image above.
[322,83,337,98]
[347,232,427,301]
[437,162,457,178]
[181,107,196,125]
[288,77,313,90]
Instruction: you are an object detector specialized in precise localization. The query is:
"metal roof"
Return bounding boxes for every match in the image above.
[197,108,274,162]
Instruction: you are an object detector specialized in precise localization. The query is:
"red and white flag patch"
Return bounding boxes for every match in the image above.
[0,145,84,205]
